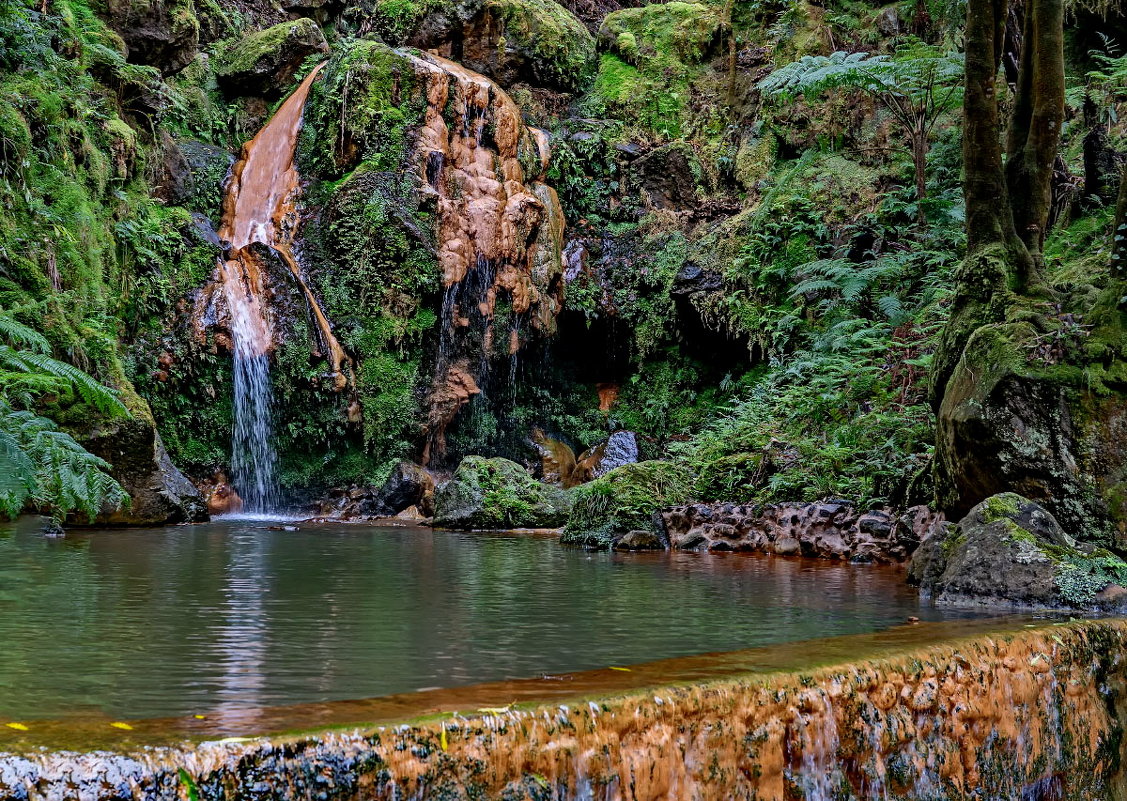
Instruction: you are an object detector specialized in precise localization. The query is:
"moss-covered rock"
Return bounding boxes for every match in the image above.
[215,18,328,97]
[934,317,1127,549]
[95,0,201,74]
[562,460,692,548]
[909,493,1127,610]
[360,0,594,91]
[461,0,596,91]
[433,456,573,529]
[597,1,720,66]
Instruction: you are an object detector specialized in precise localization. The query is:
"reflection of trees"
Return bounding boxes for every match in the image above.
[0,521,943,721]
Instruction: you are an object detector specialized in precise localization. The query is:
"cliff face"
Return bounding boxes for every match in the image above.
[5,620,1127,799]
[2,0,1124,522]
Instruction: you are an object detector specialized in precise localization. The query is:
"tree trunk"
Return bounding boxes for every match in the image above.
[1004,0,1065,271]
[1114,165,1127,278]
[912,128,928,225]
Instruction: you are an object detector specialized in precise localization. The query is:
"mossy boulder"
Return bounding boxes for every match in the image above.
[909,493,1127,610]
[935,318,1127,548]
[95,0,201,74]
[433,457,573,529]
[460,0,596,91]
[215,18,329,97]
[562,460,692,548]
[361,0,594,91]
[597,2,720,67]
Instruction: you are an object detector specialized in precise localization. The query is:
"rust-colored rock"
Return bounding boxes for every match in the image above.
[8,622,1127,799]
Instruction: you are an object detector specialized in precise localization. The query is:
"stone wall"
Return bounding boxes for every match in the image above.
[5,621,1127,800]
[660,501,939,562]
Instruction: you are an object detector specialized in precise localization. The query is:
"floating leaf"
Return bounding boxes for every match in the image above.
[193,715,206,720]
[609,666,631,672]
[178,768,200,801]
[4,722,29,731]
[110,722,133,730]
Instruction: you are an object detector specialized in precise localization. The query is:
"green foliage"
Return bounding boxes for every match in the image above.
[0,309,127,520]
[563,460,692,547]
[1055,551,1127,605]
[583,2,722,139]
[759,44,963,106]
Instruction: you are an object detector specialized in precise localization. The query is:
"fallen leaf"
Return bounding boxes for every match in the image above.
[440,725,448,751]
[609,666,631,672]
[4,723,29,731]
[110,722,134,730]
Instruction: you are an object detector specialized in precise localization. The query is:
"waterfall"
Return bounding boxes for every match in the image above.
[215,65,336,514]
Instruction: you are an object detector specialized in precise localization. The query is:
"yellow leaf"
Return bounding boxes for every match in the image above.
[4,723,29,731]
[440,725,448,751]
[477,706,511,715]
[609,666,631,672]
[110,722,134,730]
[193,715,206,720]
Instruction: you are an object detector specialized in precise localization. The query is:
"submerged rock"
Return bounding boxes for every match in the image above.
[661,501,934,562]
[433,456,572,529]
[909,492,1127,610]
[215,19,329,97]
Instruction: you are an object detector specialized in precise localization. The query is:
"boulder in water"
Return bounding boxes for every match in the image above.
[433,457,572,529]
[370,462,436,518]
[77,417,207,525]
[562,460,692,548]
[909,493,1127,610]
[215,19,329,98]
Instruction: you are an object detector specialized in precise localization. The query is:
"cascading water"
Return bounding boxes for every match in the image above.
[215,64,341,514]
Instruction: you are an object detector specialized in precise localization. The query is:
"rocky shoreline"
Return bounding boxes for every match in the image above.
[4,620,1127,801]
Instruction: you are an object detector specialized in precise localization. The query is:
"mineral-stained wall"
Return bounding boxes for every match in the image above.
[6,620,1127,800]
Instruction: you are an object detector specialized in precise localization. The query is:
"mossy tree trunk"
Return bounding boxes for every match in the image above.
[931,0,1066,518]
[1004,0,1064,268]
[1114,164,1127,278]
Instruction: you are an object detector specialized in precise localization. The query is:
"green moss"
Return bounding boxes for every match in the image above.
[482,0,596,91]
[599,2,720,66]
[213,18,322,79]
[983,492,1024,524]
[562,460,693,547]
[434,456,573,529]
[299,39,423,177]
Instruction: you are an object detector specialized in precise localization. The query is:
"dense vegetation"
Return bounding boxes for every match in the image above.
[0,0,1123,534]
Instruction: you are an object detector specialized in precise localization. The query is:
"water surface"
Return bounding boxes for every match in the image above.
[0,517,984,721]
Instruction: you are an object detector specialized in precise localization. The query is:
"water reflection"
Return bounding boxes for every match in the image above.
[0,518,984,720]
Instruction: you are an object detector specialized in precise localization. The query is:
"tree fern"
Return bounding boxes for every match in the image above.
[0,309,129,521]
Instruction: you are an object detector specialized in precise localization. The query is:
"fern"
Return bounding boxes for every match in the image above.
[0,309,130,521]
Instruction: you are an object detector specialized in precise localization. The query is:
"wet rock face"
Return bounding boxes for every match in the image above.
[371,461,436,517]
[215,19,329,97]
[77,418,207,525]
[96,0,200,74]
[661,502,935,562]
[433,456,572,529]
[935,326,1127,548]
[629,142,701,211]
[6,622,1127,800]
[909,493,1127,611]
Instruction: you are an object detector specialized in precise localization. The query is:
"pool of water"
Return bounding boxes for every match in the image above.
[0,517,984,721]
